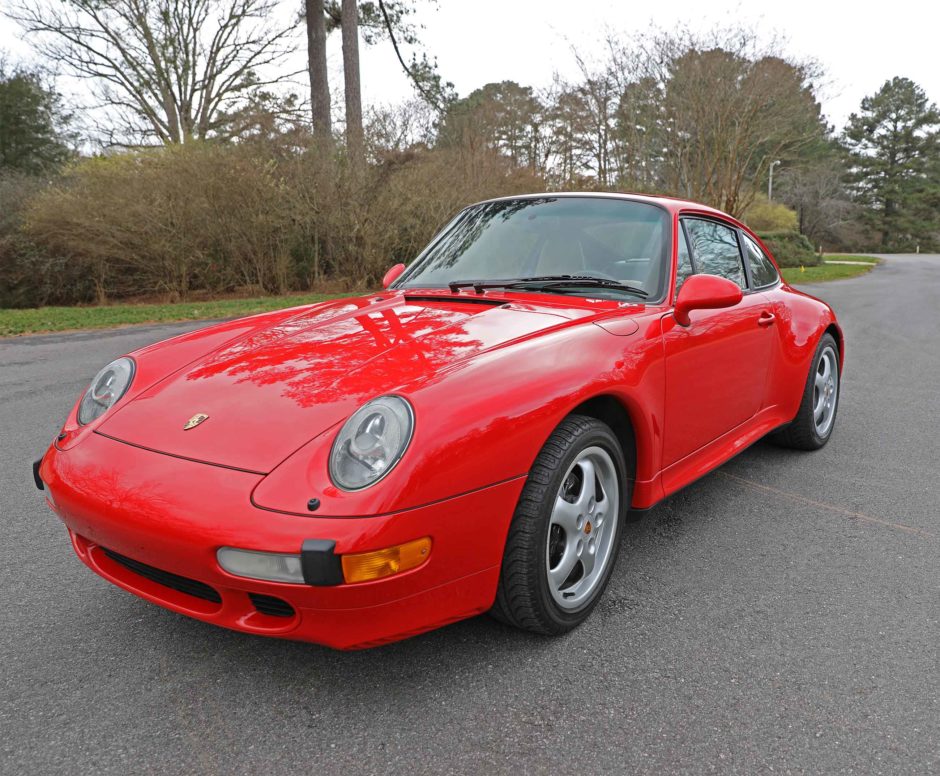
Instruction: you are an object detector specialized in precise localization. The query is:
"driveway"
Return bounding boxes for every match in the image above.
[1,255,937,774]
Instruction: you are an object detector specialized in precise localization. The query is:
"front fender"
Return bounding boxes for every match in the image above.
[53,301,352,452]
[252,314,666,517]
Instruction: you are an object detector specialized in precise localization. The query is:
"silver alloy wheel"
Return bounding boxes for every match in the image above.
[813,346,839,437]
[546,446,620,610]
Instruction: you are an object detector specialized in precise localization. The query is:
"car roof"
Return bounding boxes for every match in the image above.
[474,191,740,223]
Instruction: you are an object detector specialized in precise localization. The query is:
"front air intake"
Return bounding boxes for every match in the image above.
[248,593,296,618]
[102,548,222,604]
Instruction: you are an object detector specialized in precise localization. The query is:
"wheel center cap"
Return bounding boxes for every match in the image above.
[584,521,593,535]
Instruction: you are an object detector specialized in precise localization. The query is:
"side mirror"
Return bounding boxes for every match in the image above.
[382,263,406,289]
[674,274,743,326]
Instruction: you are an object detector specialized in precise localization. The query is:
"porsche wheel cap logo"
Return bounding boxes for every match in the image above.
[183,413,209,430]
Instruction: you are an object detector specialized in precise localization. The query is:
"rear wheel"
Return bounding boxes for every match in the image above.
[491,415,630,634]
[772,333,840,450]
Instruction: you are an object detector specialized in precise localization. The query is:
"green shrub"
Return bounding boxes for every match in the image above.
[6,141,543,306]
[22,144,297,302]
[0,173,98,308]
[757,230,820,268]
[743,194,798,232]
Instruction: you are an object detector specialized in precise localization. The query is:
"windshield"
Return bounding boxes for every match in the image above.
[396,197,670,300]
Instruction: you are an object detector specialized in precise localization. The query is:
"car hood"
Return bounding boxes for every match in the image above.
[98,294,599,472]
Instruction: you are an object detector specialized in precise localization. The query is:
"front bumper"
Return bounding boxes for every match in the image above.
[40,432,525,649]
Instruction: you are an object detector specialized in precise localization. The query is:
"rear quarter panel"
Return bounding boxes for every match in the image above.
[763,284,843,418]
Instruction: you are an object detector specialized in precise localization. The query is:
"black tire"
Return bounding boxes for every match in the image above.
[490,414,630,635]
[771,332,840,450]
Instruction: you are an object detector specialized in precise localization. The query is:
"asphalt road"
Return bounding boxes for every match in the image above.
[2,255,938,775]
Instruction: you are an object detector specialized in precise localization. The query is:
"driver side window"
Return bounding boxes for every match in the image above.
[682,218,747,290]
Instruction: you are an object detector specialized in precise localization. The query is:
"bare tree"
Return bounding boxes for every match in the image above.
[543,81,592,186]
[305,0,332,141]
[364,98,435,156]
[663,48,823,215]
[341,0,364,166]
[438,81,547,172]
[8,0,298,146]
[606,28,826,215]
[609,76,664,191]
[777,153,859,247]
[569,55,618,187]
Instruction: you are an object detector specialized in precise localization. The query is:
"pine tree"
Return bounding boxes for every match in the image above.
[0,63,72,174]
[843,77,940,250]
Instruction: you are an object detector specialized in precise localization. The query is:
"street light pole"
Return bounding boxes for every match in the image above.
[768,160,781,201]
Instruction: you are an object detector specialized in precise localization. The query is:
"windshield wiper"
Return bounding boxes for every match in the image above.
[447,275,649,298]
[509,276,650,297]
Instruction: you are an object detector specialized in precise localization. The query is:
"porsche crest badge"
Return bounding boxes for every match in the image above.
[183,413,209,430]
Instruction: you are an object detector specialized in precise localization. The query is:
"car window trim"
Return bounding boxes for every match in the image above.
[672,219,696,300]
[679,219,698,274]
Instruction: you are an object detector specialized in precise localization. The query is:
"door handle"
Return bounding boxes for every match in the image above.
[758,312,776,327]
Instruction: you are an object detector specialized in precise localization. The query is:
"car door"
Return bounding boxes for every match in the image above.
[661,217,777,467]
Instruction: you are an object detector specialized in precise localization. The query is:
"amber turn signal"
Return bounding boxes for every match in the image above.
[341,537,432,584]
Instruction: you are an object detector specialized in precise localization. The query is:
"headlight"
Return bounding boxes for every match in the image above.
[329,395,414,490]
[77,357,135,425]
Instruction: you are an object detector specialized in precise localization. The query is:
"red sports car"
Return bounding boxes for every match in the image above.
[35,194,843,649]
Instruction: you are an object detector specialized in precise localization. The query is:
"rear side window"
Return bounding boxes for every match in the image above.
[683,218,746,290]
[743,234,780,287]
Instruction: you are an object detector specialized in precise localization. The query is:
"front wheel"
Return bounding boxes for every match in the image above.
[490,415,630,635]
[772,333,840,450]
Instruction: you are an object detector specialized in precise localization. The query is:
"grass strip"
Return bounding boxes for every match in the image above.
[0,293,349,337]
[782,256,879,284]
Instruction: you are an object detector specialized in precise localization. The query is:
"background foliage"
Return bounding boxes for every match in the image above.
[1,6,939,309]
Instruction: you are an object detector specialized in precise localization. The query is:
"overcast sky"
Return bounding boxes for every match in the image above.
[2,0,938,131]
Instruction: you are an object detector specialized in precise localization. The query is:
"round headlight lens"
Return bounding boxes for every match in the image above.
[77,357,135,425]
[329,396,414,490]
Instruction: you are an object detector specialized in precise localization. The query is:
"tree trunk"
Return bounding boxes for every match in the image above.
[341,0,364,170]
[306,0,332,143]
[881,198,893,249]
